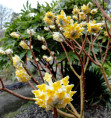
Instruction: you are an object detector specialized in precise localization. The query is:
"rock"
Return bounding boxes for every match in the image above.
[0,84,34,118]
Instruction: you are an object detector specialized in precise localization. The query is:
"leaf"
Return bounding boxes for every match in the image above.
[0,37,7,41]
[27,50,31,58]
[34,48,40,53]
[20,51,26,58]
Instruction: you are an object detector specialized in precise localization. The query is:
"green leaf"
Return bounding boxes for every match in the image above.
[20,51,26,58]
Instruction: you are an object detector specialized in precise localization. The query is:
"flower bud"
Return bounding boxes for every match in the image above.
[5,49,13,55]
[42,45,47,50]
[27,29,35,35]
[43,55,48,60]
[0,48,5,55]
[49,25,55,29]
[19,41,29,50]
[46,56,53,62]
[44,27,49,31]
[10,32,20,38]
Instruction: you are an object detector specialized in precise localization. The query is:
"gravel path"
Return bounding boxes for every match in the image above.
[14,104,54,118]
[85,104,111,118]
[11,103,111,118]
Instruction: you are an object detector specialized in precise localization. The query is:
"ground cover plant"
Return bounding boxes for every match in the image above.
[0,0,111,118]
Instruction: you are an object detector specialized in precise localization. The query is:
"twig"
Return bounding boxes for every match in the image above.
[28,81,36,90]
[93,0,111,22]
[23,65,39,85]
[57,109,75,118]
[3,87,34,101]
[60,42,80,79]
[44,40,63,78]
[53,107,59,118]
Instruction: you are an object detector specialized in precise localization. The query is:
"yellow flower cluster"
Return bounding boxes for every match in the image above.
[19,41,29,50]
[56,10,71,28]
[12,55,31,82]
[104,31,108,37]
[72,6,80,15]
[44,2,102,40]
[79,12,86,20]
[12,55,22,68]
[0,48,13,55]
[72,15,77,20]
[43,12,55,25]
[32,73,76,110]
[91,9,97,15]
[10,32,20,38]
[15,67,31,82]
[87,21,103,33]
[87,2,93,8]
[53,32,64,42]
[64,23,84,40]
[81,4,90,14]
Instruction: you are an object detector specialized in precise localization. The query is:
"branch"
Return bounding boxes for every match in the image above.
[0,78,5,88]
[93,0,111,22]
[100,65,111,91]
[68,103,80,118]
[44,40,63,78]
[23,65,39,85]
[60,42,81,79]
[3,87,34,101]
[57,109,76,118]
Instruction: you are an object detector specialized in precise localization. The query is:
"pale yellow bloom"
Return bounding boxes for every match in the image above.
[53,32,64,42]
[91,9,97,15]
[43,55,48,60]
[52,81,61,91]
[87,21,103,33]
[49,25,55,29]
[37,84,46,92]
[12,55,22,68]
[43,12,55,25]
[72,15,77,20]
[79,12,86,20]
[5,49,13,55]
[0,48,5,55]
[15,67,31,82]
[19,41,29,50]
[46,56,53,62]
[41,45,47,50]
[87,2,93,8]
[104,31,108,36]
[43,72,52,83]
[72,7,80,15]
[81,4,90,14]
[64,23,84,40]
[37,35,42,41]
[27,29,35,35]
[36,58,39,62]
[62,76,69,86]
[32,73,76,110]
[44,27,49,31]
[80,22,87,27]
[56,10,71,28]
[10,32,20,38]
[37,35,45,42]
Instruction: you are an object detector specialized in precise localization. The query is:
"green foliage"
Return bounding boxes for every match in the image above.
[1,0,110,72]
[103,61,111,77]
